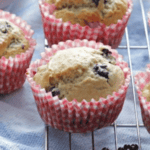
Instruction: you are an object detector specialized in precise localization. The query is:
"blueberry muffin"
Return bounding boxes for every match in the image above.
[142,83,150,102]
[33,46,124,102]
[45,0,127,26]
[0,19,29,58]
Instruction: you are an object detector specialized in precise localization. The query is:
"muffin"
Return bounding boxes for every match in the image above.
[0,10,36,94]
[39,0,132,48]
[135,65,150,134]
[45,0,127,26]
[0,19,29,58]
[142,83,150,102]
[33,47,124,102]
[26,39,130,133]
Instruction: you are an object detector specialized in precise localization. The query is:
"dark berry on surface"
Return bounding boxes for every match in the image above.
[104,0,107,4]
[93,64,99,71]
[1,28,7,33]
[51,88,60,97]
[93,64,109,79]
[97,69,109,79]
[92,0,100,6]
[118,148,124,150]
[102,148,109,150]
[131,144,138,150]
[100,64,107,69]
[102,48,112,56]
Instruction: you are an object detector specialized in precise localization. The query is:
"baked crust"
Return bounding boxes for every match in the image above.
[45,0,128,26]
[0,19,29,58]
[33,47,124,102]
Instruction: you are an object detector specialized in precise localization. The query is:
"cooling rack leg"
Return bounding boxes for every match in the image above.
[69,132,71,150]
[45,125,49,150]
[125,28,141,150]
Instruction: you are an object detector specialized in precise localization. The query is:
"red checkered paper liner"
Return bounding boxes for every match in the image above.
[148,12,150,27]
[26,40,131,133]
[135,65,150,134]
[0,10,36,94]
[39,0,132,49]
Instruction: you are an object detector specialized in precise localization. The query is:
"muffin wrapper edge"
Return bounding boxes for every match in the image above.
[148,12,150,27]
[0,10,36,94]
[135,65,150,134]
[39,0,132,49]
[27,40,131,133]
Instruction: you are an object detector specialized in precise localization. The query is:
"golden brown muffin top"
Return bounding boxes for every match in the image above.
[33,46,124,102]
[0,19,29,59]
[45,0,127,26]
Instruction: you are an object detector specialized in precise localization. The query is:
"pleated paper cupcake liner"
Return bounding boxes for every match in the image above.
[39,0,132,49]
[148,12,150,27]
[26,40,130,133]
[0,10,36,94]
[135,65,150,134]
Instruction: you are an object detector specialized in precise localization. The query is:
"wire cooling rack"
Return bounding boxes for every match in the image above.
[44,0,150,149]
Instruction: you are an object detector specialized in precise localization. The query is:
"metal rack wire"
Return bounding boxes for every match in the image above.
[44,0,150,149]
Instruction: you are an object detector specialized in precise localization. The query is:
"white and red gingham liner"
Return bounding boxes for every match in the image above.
[148,12,150,27]
[0,10,36,94]
[39,0,132,49]
[26,40,131,133]
[135,65,150,134]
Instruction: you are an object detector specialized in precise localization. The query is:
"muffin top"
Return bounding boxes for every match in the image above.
[45,0,127,26]
[33,46,124,102]
[0,19,29,59]
[142,83,150,102]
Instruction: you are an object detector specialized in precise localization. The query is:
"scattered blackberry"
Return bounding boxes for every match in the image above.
[124,144,131,150]
[101,144,139,150]
[102,148,109,150]
[118,144,139,150]
[131,144,138,150]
